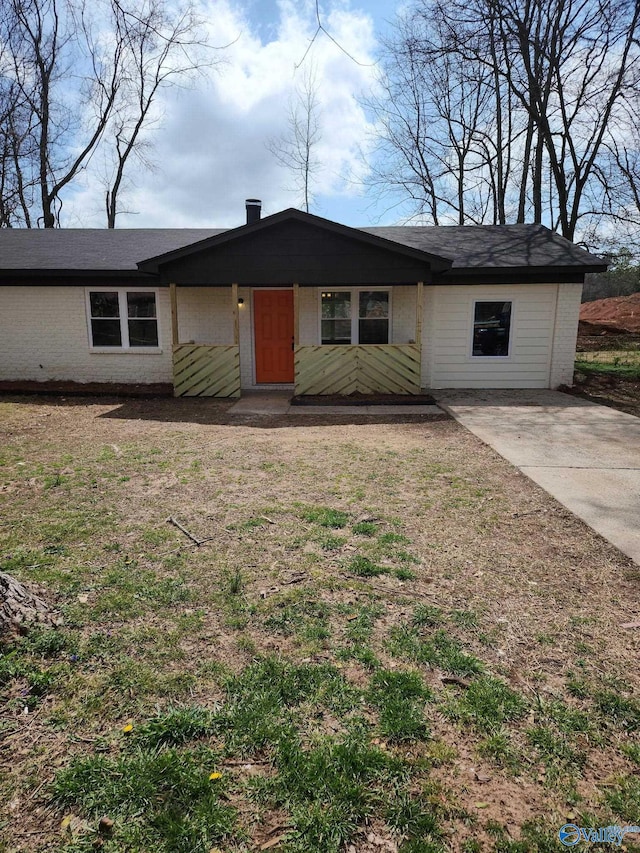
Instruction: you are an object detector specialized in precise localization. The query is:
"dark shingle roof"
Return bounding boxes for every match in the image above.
[362,224,603,269]
[0,229,223,271]
[0,218,605,274]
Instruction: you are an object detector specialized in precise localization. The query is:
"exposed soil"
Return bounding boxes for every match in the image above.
[564,370,640,418]
[291,392,436,406]
[0,380,173,397]
[576,332,640,353]
[579,292,640,334]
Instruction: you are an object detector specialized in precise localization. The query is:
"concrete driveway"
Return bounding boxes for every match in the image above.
[435,390,640,565]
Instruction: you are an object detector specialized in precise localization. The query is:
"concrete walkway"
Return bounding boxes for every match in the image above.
[435,390,640,565]
[229,391,442,416]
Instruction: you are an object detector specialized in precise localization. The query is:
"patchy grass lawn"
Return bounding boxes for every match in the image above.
[0,396,639,853]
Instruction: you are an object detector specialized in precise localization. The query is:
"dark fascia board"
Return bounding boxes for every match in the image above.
[0,269,157,283]
[137,208,454,274]
[436,264,608,285]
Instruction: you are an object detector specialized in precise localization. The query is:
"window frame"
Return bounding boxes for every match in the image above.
[470,298,514,360]
[85,286,161,352]
[318,287,392,345]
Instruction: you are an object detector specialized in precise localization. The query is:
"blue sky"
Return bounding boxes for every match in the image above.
[68,0,406,229]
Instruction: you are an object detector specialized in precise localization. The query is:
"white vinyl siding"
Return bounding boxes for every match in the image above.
[428,284,558,389]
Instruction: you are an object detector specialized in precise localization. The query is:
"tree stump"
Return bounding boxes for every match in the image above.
[0,572,62,636]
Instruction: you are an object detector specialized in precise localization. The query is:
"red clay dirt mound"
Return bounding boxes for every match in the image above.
[579,292,640,334]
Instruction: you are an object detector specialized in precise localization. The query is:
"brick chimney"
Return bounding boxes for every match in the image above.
[245,199,261,225]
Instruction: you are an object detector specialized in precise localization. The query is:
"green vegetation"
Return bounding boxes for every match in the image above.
[387,621,484,677]
[443,676,527,733]
[574,359,640,380]
[301,506,350,528]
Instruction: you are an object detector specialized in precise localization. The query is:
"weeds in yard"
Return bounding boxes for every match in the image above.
[526,726,587,778]
[395,567,417,581]
[387,622,484,677]
[443,676,527,733]
[367,669,432,742]
[250,722,429,853]
[53,746,237,851]
[595,690,640,731]
[602,774,640,818]
[352,521,378,536]
[3,398,638,851]
[222,567,244,596]
[477,732,523,773]
[130,706,219,749]
[621,743,640,765]
[317,533,347,550]
[263,597,332,644]
[412,605,445,628]
[346,555,388,577]
[378,532,411,546]
[337,604,382,669]
[301,506,349,528]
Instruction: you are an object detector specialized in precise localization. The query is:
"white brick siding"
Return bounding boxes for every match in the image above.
[298,287,317,345]
[391,286,417,343]
[549,283,582,388]
[0,285,172,384]
[176,287,235,345]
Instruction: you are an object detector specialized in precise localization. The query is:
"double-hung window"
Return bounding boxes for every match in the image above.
[321,290,390,345]
[87,289,159,349]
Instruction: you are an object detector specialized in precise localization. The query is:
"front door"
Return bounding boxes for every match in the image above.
[253,289,294,383]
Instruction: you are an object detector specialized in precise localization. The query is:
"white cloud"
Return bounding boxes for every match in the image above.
[65,0,380,228]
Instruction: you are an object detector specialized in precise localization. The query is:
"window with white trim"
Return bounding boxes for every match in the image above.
[472,301,512,357]
[321,290,390,345]
[87,289,159,349]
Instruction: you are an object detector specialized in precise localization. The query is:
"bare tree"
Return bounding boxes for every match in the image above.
[3,0,129,227]
[0,0,215,227]
[366,8,525,225]
[103,0,209,227]
[369,0,640,243]
[268,68,322,213]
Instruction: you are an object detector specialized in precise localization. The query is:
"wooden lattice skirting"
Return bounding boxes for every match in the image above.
[294,344,422,395]
[173,345,241,397]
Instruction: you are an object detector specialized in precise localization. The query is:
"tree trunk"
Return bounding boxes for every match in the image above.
[0,572,61,635]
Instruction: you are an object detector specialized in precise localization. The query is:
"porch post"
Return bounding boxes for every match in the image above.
[170,282,179,346]
[231,283,239,345]
[293,283,300,393]
[293,282,299,346]
[416,281,424,344]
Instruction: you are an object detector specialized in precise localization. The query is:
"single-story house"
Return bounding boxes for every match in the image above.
[0,200,606,397]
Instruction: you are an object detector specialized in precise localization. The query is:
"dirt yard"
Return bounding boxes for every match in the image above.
[1,396,639,853]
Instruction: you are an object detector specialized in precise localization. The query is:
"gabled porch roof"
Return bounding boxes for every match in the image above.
[137,208,453,286]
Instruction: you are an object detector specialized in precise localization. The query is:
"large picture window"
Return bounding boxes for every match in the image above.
[472,301,512,357]
[88,289,159,349]
[321,290,389,345]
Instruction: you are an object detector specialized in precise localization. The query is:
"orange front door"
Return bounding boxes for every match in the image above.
[254,290,294,383]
